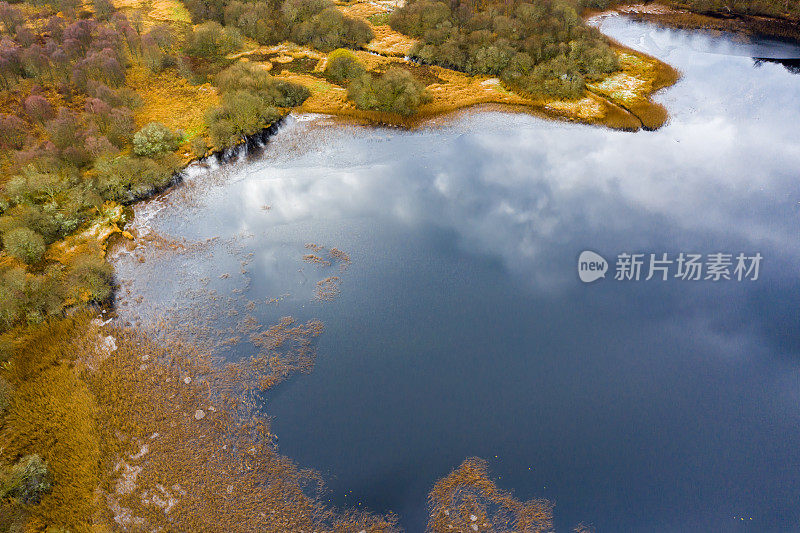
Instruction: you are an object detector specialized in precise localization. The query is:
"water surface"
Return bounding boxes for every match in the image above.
[113,16,800,532]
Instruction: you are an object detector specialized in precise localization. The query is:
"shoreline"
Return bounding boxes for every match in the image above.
[270,41,680,132]
[102,9,686,326]
[1,10,682,530]
[596,2,800,43]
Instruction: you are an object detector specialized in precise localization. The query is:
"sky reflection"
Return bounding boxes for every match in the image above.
[113,16,800,533]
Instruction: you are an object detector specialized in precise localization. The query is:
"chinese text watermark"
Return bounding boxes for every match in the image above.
[578,251,762,283]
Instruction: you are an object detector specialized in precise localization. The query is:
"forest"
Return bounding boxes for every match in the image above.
[0,0,315,334]
[185,0,374,50]
[390,0,620,99]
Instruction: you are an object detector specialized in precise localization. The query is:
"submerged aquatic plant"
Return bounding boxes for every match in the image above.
[0,455,52,505]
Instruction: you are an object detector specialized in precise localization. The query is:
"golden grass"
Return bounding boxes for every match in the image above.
[280,58,646,129]
[0,317,102,532]
[339,0,386,18]
[234,43,325,61]
[0,306,406,532]
[112,0,193,28]
[337,0,416,56]
[587,44,679,129]
[337,0,417,56]
[147,0,193,23]
[544,94,606,119]
[428,457,553,533]
[126,65,219,149]
[366,24,418,56]
[51,203,126,259]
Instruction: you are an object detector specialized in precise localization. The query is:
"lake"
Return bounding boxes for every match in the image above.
[111,14,800,532]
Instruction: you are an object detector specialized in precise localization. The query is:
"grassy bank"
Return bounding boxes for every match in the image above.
[608,2,800,42]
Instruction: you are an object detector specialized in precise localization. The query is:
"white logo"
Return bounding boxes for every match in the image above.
[578,250,608,283]
[577,250,762,283]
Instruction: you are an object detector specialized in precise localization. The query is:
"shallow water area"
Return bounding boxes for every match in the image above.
[112,15,800,533]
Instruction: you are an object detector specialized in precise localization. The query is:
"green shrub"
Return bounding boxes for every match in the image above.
[184,21,243,59]
[388,0,451,38]
[281,0,331,25]
[207,63,313,148]
[94,154,180,202]
[224,1,285,45]
[348,67,430,115]
[324,48,365,84]
[0,204,58,244]
[510,55,587,99]
[42,196,86,237]
[214,62,310,106]
[3,227,46,264]
[190,136,209,158]
[184,0,227,23]
[0,265,66,328]
[291,5,374,51]
[4,166,73,204]
[0,267,26,328]
[66,253,113,302]
[1,196,89,245]
[205,90,282,148]
[271,79,312,107]
[93,0,114,19]
[133,122,181,157]
[0,455,52,505]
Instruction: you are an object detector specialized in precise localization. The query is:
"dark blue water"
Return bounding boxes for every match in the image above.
[114,16,800,533]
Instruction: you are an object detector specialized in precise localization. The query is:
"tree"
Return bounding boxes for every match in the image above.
[224,1,285,45]
[94,153,180,202]
[205,90,281,147]
[184,21,242,59]
[389,0,619,97]
[103,107,135,148]
[133,122,181,157]
[324,48,365,84]
[214,62,310,106]
[23,94,54,123]
[2,227,46,264]
[0,113,26,148]
[47,108,83,151]
[93,0,114,20]
[292,6,374,51]
[184,0,227,23]
[0,3,24,35]
[348,67,430,115]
